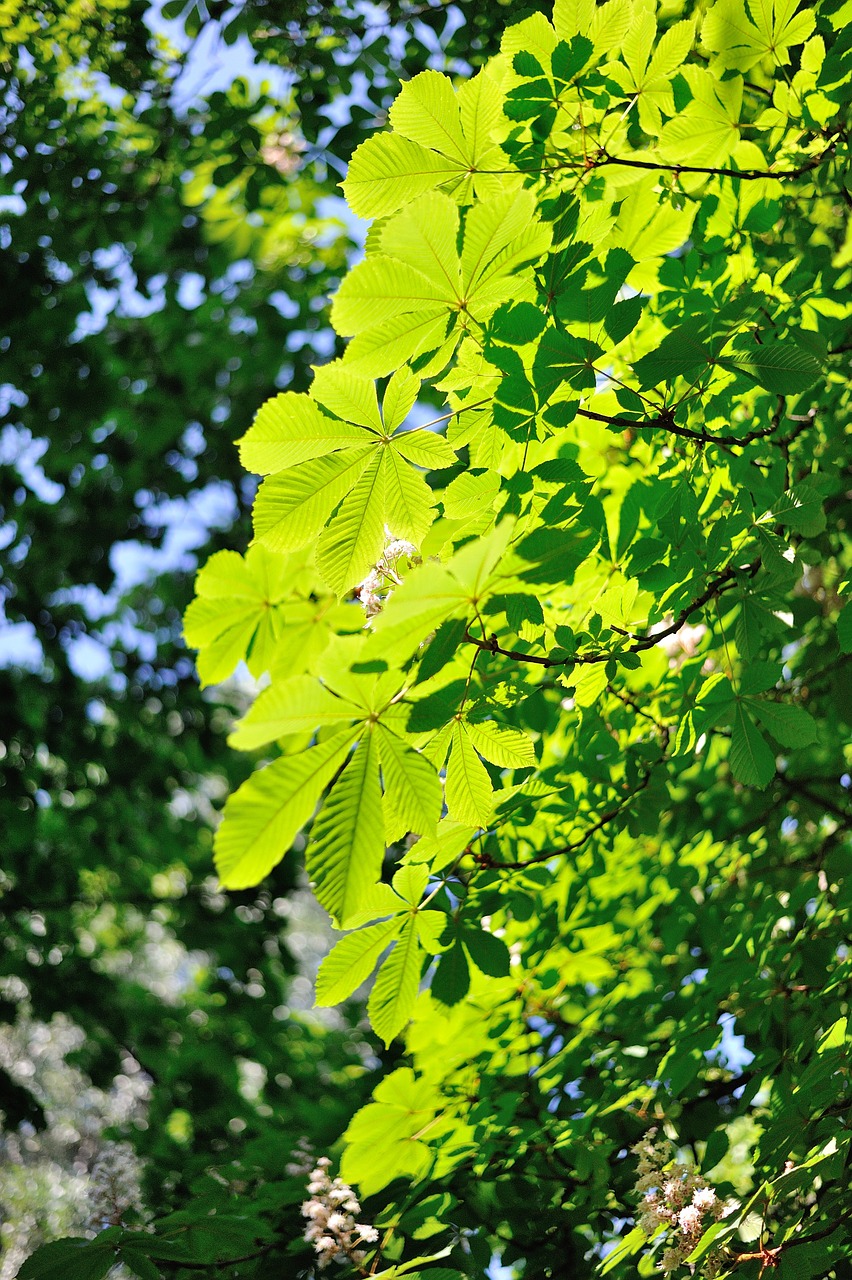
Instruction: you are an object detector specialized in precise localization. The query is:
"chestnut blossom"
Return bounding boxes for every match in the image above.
[301,1158,378,1269]
[355,532,420,619]
[630,1130,728,1275]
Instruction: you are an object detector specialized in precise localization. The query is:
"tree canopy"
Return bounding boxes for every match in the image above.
[5,0,852,1278]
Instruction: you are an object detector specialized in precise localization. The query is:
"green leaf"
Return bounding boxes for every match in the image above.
[382,367,421,433]
[368,917,422,1045]
[533,329,601,397]
[228,675,359,751]
[18,1240,114,1280]
[378,724,443,845]
[381,447,435,545]
[367,561,467,666]
[392,428,457,469]
[389,69,467,161]
[464,720,536,768]
[703,0,815,72]
[316,452,387,595]
[632,322,710,387]
[730,701,776,788]
[344,133,465,220]
[308,731,386,926]
[445,723,494,827]
[252,448,375,552]
[332,255,452,337]
[718,341,822,394]
[431,940,471,1006]
[316,916,404,1005]
[416,910,451,954]
[215,730,355,889]
[310,362,385,432]
[748,699,819,748]
[490,301,547,345]
[599,1226,646,1274]
[237,391,367,474]
[770,476,827,536]
[464,927,511,978]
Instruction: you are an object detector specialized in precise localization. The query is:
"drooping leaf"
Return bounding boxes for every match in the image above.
[368,917,422,1045]
[308,731,386,926]
[730,701,776,788]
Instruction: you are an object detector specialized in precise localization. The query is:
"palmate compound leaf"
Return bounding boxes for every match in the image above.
[332,189,551,378]
[214,729,355,890]
[182,544,293,685]
[317,863,451,1043]
[248,369,455,596]
[608,10,695,135]
[340,1068,439,1195]
[343,68,508,219]
[702,0,816,72]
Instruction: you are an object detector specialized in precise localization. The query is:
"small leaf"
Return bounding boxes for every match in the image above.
[378,725,443,844]
[430,941,470,1006]
[382,367,421,433]
[228,675,359,750]
[215,731,354,889]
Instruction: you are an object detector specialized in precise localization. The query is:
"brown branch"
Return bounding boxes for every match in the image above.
[728,1206,852,1270]
[463,560,760,670]
[578,397,812,450]
[591,141,838,182]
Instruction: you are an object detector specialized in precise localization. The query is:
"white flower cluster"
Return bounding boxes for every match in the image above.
[87,1141,145,1229]
[632,1131,726,1276]
[356,534,419,619]
[301,1157,379,1270]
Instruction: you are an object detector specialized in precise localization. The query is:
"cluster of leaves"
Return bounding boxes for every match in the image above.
[10,0,852,1278]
